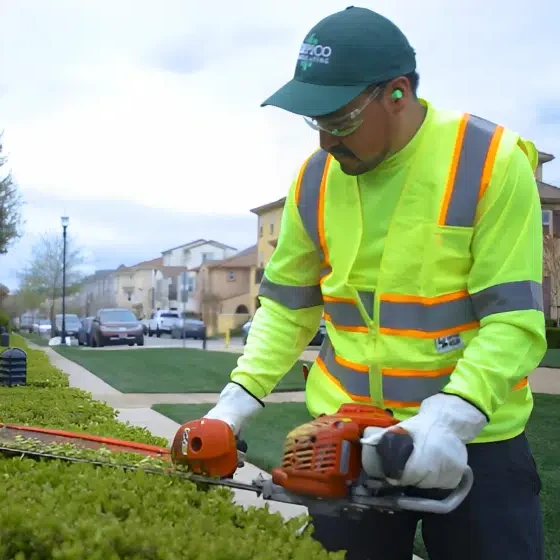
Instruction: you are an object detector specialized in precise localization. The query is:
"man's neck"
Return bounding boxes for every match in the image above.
[392,100,428,154]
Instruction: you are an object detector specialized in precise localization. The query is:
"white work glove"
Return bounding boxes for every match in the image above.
[361,393,487,489]
[203,382,264,435]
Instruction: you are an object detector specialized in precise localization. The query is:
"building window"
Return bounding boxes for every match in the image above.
[259,224,263,238]
[227,271,235,281]
[202,252,215,262]
[270,222,274,234]
[543,209,553,236]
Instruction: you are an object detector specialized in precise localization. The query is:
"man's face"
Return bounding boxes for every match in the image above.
[311,81,405,176]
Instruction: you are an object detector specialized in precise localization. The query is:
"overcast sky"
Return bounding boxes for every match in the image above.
[1,0,559,290]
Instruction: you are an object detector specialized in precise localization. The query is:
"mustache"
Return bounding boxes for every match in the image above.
[328,146,356,158]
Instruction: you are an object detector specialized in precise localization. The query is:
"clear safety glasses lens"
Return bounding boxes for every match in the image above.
[303,116,363,137]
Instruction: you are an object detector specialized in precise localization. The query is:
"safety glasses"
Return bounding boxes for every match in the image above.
[303,85,383,137]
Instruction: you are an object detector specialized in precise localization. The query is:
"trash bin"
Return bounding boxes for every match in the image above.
[0,347,27,386]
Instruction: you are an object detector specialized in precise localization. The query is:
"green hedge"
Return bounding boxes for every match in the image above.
[0,335,339,559]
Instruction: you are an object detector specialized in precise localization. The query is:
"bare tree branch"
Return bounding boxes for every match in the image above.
[16,231,86,332]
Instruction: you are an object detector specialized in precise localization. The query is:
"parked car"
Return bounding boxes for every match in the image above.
[171,318,207,340]
[32,319,51,335]
[54,314,82,338]
[91,308,144,347]
[148,309,181,337]
[77,316,95,346]
[242,317,326,346]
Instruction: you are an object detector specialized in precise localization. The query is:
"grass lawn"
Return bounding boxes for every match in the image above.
[18,332,49,346]
[153,393,559,560]
[55,347,309,393]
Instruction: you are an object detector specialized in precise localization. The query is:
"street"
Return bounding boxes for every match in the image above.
[86,334,246,352]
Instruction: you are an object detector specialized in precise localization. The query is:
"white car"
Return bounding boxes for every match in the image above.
[148,309,181,337]
[33,320,52,335]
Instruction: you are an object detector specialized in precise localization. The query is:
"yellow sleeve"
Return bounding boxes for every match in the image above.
[442,142,547,418]
[230,171,324,399]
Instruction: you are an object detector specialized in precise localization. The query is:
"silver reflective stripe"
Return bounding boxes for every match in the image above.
[318,336,370,398]
[444,115,497,227]
[324,300,367,328]
[383,372,450,404]
[379,296,477,333]
[296,149,330,272]
[259,274,323,309]
[471,280,544,319]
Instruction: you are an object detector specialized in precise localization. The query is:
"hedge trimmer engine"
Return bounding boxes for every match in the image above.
[0,403,473,518]
[169,403,474,517]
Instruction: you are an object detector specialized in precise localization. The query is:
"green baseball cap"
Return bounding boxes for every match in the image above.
[261,6,416,117]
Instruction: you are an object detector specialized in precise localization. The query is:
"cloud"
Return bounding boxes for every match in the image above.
[0,188,256,290]
[1,0,560,290]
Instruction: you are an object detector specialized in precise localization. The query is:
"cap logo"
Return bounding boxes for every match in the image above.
[298,33,332,71]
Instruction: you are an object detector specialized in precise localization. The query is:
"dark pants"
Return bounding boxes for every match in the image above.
[311,432,544,559]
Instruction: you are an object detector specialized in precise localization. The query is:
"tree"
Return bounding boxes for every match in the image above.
[543,232,560,324]
[17,231,86,334]
[0,134,24,254]
[0,283,9,306]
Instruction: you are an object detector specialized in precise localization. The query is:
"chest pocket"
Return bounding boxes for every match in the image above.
[424,225,474,295]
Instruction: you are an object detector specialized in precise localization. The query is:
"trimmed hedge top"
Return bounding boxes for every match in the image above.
[0,335,341,559]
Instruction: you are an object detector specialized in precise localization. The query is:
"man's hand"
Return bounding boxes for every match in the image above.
[204,382,264,435]
[361,393,487,489]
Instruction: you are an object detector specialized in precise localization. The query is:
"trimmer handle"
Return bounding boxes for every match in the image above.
[376,428,414,480]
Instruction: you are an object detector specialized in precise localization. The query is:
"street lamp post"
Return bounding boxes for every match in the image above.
[61,216,69,344]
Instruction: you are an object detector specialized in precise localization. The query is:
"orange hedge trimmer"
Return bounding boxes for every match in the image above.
[0,403,473,518]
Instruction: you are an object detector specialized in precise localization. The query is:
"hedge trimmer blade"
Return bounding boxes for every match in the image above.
[0,423,262,494]
[0,423,171,459]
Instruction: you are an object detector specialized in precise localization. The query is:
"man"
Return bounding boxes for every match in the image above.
[202,6,546,560]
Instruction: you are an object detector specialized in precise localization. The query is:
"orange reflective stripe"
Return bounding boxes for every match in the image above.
[318,154,333,281]
[438,114,469,226]
[381,366,455,378]
[512,377,528,391]
[323,295,355,304]
[478,125,505,201]
[294,151,315,205]
[381,290,469,305]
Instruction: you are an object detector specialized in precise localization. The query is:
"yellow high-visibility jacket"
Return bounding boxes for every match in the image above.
[231,99,546,443]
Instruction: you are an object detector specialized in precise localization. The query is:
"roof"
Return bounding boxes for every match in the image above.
[538,181,560,202]
[538,151,555,165]
[193,245,257,271]
[161,238,237,254]
[81,269,115,283]
[250,197,286,215]
[116,256,163,274]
